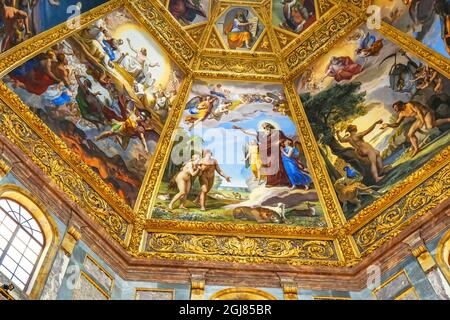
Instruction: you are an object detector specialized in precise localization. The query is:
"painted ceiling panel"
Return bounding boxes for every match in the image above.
[3,7,184,207]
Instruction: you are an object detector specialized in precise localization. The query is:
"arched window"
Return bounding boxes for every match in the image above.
[0,198,44,291]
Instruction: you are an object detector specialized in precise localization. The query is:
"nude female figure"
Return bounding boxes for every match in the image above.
[337,119,385,183]
[197,149,231,211]
[168,154,201,210]
[381,100,450,157]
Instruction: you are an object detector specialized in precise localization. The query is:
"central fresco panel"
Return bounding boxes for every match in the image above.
[152,80,328,228]
[3,8,184,207]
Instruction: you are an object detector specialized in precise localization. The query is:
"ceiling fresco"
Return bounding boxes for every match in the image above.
[0,0,108,53]
[2,7,184,207]
[153,80,328,228]
[0,0,448,269]
[296,26,450,220]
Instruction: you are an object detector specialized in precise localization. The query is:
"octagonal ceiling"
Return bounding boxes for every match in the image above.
[0,0,448,270]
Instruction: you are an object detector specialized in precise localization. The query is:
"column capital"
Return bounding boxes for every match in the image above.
[402,231,436,274]
[189,270,207,300]
[0,158,11,179]
[61,226,81,256]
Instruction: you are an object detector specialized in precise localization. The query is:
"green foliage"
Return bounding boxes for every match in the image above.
[163,129,204,182]
[300,82,367,143]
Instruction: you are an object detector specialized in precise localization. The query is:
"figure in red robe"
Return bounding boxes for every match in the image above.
[324,56,364,82]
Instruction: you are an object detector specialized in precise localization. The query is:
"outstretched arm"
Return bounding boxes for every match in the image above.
[232,125,257,137]
[411,103,426,126]
[126,38,138,54]
[359,120,383,137]
[214,160,231,182]
[382,115,405,129]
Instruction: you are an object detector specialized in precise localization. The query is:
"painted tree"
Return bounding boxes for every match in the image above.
[300,82,376,184]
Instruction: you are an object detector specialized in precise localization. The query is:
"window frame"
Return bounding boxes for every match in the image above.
[0,197,45,290]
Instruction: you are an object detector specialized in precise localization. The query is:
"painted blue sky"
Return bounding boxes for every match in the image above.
[417,15,450,59]
[190,109,299,188]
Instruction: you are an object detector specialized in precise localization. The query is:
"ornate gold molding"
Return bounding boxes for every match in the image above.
[378,22,450,79]
[0,82,135,222]
[209,287,277,300]
[347,148,450,232]
[143,232,341,265]
[436,229,450,283]
[283,81,347,229]
[315,0,335,17]
[125,0,197,71]
[353,164,450,256]
[283,6,361,74]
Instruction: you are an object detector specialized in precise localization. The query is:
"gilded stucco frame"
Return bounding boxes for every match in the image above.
[0,0,448,268]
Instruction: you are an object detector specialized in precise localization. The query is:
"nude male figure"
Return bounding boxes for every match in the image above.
[337,120,384,183]
[381,101,450,157]
[1,0,31,52]
[197,149,231,211]
[52,53,71,88]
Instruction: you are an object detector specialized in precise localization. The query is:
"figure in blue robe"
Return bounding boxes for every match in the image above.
[281,141,312,190]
